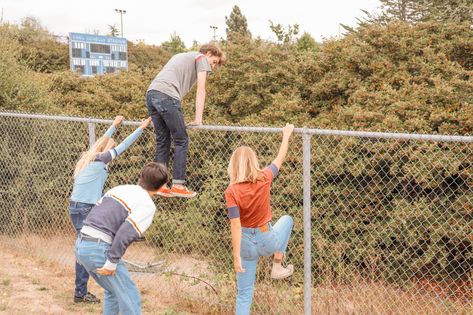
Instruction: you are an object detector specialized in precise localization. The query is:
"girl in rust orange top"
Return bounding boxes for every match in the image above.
[224,123,295,315]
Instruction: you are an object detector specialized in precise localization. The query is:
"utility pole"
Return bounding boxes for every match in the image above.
[209,25,218,41]
[1,8,4,25]
[115,9,126,37]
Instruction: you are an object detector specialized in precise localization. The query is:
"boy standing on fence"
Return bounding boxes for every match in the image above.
[146,42,224,198]
[75,162,168,314]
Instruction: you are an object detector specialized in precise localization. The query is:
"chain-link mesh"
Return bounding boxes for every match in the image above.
[311,135,472,314]
[0,112,471,314]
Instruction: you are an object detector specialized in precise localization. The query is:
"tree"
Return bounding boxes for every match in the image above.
[356,0,473,26]
[225,5,251,41]
[269,20,299,44]
[294,32,318,52]
[417,0,473,23]
[108,24,119,37]
[161,32,186,54]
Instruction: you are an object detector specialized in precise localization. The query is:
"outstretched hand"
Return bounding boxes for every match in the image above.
[113,115,124,127]
[140,117,152,129]
[282,123,294,139]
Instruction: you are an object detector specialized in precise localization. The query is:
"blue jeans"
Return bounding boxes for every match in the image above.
[69,200,94,297]
[236,215,294,315]
[146,90,188,184]
[75,238,141,315]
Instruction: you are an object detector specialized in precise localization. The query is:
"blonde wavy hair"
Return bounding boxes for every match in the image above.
[74,136,115,177]
[227,146,264,185]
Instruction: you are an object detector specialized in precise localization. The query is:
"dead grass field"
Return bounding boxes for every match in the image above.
[0,234,470,315]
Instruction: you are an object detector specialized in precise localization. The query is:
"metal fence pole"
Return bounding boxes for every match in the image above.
[302,129,312,315]
[88,122,95,148]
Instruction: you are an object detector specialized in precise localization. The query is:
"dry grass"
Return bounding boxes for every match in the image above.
[0,234,470,315]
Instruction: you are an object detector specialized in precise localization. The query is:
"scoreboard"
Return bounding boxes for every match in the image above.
[69,32,128,76]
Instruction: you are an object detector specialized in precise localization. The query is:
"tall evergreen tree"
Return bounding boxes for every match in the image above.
[418,0,473,23]
[162,32,186,54]
[225,5,251,41]
[377,0,423,24]
[372,0,472,24]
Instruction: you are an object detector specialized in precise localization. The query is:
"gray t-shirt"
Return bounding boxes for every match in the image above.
[147,51,212,101]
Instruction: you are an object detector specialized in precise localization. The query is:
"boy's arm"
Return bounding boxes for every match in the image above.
[97,204,155,274]
[189,72,207,126]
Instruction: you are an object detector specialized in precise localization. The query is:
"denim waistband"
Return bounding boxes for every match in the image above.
[69,200,94,208]
[242,222,272,235]
[79,233,109,244]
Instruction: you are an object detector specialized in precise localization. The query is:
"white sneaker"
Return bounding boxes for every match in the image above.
[271,264,294,279]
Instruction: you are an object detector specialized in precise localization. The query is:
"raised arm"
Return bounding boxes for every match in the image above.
[271,123,295,170]
[113,117,152,156]
[104,115,124,137]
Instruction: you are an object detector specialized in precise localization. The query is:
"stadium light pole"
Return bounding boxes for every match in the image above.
[115,9,126,37]
[209,25,218,41]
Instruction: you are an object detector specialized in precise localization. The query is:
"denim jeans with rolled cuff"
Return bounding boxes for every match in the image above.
[69,200,94,298]
[146,90,188,185]
[236,215,294,315]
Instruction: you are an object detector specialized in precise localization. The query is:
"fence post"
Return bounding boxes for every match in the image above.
[302,129,312,315]
[88,122,96,148]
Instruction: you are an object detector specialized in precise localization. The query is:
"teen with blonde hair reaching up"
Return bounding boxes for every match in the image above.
[225,124,295,315]
[69,115,151,304]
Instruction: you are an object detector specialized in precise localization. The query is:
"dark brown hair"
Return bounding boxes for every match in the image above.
[199,42,225,65]
[138,162,168,191]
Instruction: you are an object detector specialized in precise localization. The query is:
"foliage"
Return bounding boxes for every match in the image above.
[108,24,119,37]
[162,32,186,54]
[225,5,252,41]
[269,20,300,44]
[0,16,472,291]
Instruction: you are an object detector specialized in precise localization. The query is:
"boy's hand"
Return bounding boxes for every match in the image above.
[282,123,294,139]
[113,115,124,127]
[187,120,202,127]
[140,117,152,129]
[96,267,116,276]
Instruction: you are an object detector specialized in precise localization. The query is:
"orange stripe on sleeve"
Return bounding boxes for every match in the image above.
[110,194,132,213]
[127,218,142,237]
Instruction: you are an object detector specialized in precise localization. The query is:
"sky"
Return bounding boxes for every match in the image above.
[1,0,381,46]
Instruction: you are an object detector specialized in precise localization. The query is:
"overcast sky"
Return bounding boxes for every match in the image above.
[1,0,381,46]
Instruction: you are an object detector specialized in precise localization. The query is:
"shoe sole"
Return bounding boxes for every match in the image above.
[271,271,294,280]
[271,266,294,279]
[170,192,197,198]
[156,192,174,198]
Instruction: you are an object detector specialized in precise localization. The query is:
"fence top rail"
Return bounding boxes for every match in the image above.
[1,111,472,143]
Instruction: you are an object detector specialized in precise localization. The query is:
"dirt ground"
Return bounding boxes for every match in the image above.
[0,239,225,315]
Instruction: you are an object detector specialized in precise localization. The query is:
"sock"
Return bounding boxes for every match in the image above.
[273,257,282,269]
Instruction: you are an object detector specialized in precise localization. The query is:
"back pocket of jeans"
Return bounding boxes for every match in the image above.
[240,235,258,260]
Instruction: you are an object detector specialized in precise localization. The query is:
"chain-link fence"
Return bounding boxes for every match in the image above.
[0,111,472,315]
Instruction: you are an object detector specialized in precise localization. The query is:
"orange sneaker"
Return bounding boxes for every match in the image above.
[156,185,174,198]
[170,185,197,198]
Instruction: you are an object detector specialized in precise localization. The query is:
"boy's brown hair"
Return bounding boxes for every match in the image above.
[199,42,225,65]
[138,162,169,191]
